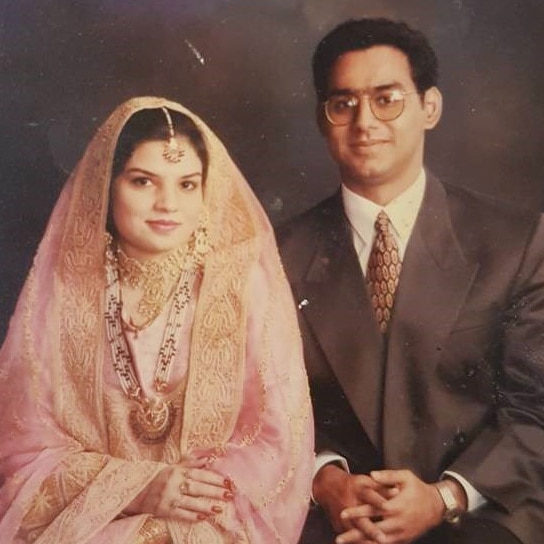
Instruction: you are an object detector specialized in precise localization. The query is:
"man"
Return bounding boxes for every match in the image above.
[278,18,544,544]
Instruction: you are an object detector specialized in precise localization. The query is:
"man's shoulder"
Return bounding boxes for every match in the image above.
[275,191,343,279]
[276,191,341,245]
[442,181,541,243]
[443,184,542,260]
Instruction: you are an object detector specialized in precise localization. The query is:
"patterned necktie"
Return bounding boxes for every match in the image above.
[366,211,402,333]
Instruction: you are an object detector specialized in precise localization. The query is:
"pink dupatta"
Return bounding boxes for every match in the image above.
[0,97,313,543]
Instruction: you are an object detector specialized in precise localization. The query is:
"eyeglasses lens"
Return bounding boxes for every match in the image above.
[325,91,405,125]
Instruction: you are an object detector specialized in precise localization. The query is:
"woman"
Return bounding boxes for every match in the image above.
[0,97,313,543]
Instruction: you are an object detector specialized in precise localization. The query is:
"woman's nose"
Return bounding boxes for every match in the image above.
[154,184,178,212]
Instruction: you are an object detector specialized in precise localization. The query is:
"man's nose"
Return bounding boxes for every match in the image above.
[352,96,378,129]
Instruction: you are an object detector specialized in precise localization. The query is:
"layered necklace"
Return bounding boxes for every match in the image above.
[104,234,206,443]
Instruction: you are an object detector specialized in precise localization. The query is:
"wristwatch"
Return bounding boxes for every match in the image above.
[434,480,462,525]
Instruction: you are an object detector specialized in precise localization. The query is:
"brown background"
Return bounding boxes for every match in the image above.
[1,0,544,338]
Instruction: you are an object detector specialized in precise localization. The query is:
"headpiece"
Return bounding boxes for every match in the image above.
[161,106,185,163]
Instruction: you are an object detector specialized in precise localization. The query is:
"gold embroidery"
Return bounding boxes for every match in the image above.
[136,517,172,544]
[19,453,107,541]
[31,458,160,543]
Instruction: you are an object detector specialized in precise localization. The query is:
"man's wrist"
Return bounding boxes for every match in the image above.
[434,478,467,525]
[313,463,348,507]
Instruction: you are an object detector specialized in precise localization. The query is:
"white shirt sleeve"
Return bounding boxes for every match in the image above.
[315,450,350,476]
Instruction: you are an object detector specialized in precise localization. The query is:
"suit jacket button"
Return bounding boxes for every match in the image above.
[455,432,467,446]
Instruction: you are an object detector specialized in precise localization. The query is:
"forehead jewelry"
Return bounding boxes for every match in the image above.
[161,107,185,163]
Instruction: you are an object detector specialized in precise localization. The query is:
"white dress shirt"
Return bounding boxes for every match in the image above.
[314,170,486,512]
[342,168,426,271]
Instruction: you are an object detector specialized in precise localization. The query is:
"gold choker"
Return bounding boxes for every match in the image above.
[106,218,210,330]
[116,246,190,328]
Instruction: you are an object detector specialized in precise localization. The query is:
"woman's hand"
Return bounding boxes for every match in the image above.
[125,459,234,522]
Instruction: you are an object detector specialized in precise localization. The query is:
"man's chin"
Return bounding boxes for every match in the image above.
[343,169,386,189]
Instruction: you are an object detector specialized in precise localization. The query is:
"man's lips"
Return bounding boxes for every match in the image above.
[349,140,389,155]
[350,139,388,147]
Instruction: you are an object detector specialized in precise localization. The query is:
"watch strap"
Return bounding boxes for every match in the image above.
[435,480,462,524]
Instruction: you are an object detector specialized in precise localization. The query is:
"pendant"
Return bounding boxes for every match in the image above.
[129,397,175,444]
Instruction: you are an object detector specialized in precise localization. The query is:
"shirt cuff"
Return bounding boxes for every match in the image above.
[442,470,487,512]
[311,451,350,504]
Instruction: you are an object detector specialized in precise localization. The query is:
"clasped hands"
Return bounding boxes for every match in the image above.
[125,458,234,523]
[314,464,449,544]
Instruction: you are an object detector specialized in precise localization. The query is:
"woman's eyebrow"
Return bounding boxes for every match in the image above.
[123,167,157,176]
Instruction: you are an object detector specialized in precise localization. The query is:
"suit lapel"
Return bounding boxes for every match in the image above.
[383,177,480,471]
[296,192,385,448]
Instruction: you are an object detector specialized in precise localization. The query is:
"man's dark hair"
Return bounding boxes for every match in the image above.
[312,18,439,101]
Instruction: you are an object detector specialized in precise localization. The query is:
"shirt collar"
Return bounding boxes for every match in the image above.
[342,169,426,245]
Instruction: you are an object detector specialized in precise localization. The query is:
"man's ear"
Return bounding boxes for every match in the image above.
[423,86,443,129]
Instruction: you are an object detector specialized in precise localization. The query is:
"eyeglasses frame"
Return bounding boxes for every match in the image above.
[323,89,422,126]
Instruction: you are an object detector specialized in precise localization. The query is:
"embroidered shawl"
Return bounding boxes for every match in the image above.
[0,97,313,544]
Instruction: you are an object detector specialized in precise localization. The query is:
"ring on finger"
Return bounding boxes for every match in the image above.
[179,480,189,495]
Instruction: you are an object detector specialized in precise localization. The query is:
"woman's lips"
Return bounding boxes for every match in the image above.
[146,220,181,232]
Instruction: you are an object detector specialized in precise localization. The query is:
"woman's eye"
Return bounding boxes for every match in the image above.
[180,180,197,190]
[131,177,152,187]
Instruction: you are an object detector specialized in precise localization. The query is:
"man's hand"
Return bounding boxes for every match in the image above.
[313,464,395,536]
[338,469,466,544]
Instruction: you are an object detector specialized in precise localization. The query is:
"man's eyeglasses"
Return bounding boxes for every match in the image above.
[323,89,420,126]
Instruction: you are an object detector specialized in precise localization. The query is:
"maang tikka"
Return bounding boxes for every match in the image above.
[161,107,185,163]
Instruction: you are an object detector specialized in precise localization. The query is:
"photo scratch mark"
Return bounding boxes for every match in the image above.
[184,39,205,65]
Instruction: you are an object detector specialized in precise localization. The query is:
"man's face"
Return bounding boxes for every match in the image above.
[320,45,441,199]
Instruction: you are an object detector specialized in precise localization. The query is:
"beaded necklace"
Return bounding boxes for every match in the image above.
[104,241,198,443]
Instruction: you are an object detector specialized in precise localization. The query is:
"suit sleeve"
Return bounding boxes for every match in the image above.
[450,215,544,515]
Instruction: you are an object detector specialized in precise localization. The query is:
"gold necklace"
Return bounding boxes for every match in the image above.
[113,219,210,330]
[105,244,197,444]
[116,246,188,329]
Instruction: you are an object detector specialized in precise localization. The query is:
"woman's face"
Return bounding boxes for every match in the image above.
[111,136,204,260]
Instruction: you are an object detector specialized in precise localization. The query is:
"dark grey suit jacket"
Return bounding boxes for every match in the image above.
[277,176,544,543]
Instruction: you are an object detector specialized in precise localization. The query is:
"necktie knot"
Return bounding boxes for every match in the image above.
[375,210,392,234]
